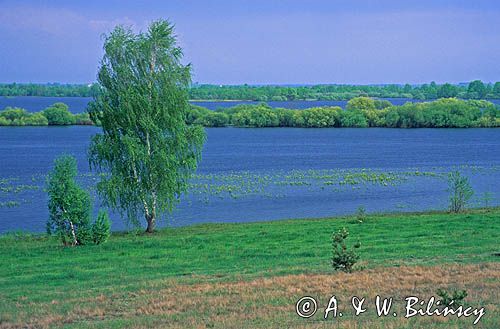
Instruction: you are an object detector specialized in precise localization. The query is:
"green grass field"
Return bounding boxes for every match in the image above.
[1,208,499,328]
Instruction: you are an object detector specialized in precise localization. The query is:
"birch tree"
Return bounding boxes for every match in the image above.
[88,20,205,233]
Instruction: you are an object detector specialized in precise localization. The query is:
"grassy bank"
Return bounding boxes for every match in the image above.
[1,209,499,328]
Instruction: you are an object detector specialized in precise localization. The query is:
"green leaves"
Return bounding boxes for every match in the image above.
[43,102,76,125]
[46,155,92,246]
[88,20,206,231]
[46,156,113,246]
[448,171,474,213]
[331,227,360,273]
[92,210,111,245]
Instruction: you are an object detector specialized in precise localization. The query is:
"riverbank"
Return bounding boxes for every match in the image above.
[1,208,499,328]
[1,97,500,128]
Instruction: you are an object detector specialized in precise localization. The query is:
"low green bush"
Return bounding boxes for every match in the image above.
[331,227,360,273]
[46,156,112,246]
[46,155,93,246]
[92,210,111,245]
[0,107,48,126]
[448,171,474,213]
[355,206,366,223]
[436,288,468,308]
[43,103,76,125]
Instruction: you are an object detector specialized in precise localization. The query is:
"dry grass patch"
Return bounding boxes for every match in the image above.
[3,263,499,328]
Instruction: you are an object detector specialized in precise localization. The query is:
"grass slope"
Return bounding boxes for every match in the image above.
[0,209,499,328]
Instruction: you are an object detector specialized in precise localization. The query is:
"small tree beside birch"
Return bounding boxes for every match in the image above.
[47,155,92,246]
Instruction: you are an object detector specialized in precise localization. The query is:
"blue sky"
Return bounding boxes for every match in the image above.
[1,0,499,84]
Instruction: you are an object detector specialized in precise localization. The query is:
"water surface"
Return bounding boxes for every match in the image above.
[0,126,498,233]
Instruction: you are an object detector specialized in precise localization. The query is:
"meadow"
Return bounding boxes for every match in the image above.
[1,208,499,328]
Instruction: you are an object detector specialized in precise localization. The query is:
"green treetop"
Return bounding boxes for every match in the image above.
[88,20,206,233]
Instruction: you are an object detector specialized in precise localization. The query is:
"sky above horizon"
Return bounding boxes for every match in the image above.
[1,0,499,85]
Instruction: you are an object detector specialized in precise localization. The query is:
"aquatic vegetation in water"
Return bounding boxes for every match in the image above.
[189,168,447,202]
[0,201,20,208]
[0,178,41,207]
[0,165,498,208]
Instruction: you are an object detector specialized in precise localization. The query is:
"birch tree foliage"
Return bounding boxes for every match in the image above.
[88,20,205,232]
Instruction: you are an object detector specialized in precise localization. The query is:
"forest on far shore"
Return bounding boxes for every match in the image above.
[1,80,500,100]
[1,97,499,128]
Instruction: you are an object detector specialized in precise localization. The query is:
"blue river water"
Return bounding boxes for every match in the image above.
[0,124,499,233]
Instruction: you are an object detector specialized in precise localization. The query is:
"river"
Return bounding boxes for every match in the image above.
[0,125,499,233]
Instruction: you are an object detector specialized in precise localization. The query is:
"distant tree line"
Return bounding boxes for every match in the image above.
[1,97,499,128]
[0,83,95,97]
[1,80,500,100]
[189,97,500,128]
[189,80,500,101]
[0,102,91,126]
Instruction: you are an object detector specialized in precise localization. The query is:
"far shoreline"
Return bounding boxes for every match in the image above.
[2,96,500,101]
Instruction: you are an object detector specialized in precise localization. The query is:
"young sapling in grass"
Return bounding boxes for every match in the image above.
[331,227,360,273]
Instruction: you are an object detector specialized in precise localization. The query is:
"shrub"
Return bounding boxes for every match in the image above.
[448,171,474,213]
[22,112,49,126]
[274,108,295,126]
[300,107,341,127]
[43,102,76,125]
[0,116,10,125]
[436,289,467,308]
[92,210,111,245]
[331,227,360,272]
[186,105,212,124]
[231,106,279,127]
[184,98,498,128]
[46,155,113,246]
[198,112,229,127]
[0,107,29,121]
[291,110,305,127]
[355,206,366,223]
[74,113,93,125]
[374,99,392,110]
[363,108,387,127]
[340,110,368,127]
[46,155,92,246]
[479,191,494,208]
[0,107,50,126]
[76,224,94,246]
[346,97,376,111]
